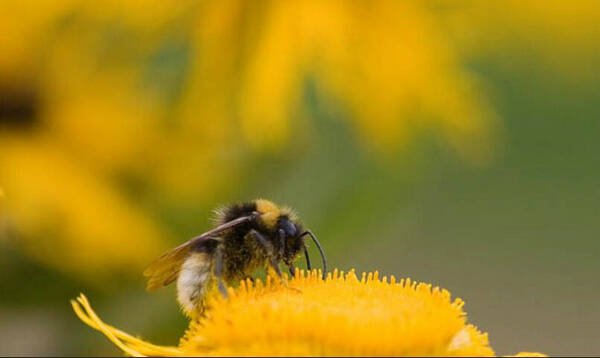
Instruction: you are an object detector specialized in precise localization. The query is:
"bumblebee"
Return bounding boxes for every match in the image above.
[144,199,327,316]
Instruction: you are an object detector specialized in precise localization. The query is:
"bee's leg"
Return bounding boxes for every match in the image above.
[249,229,274,255]
[278,229,286,257]
[248,229,283,279]
[278,229,297,278]
[269,258,283,279]
[214,245,228,298]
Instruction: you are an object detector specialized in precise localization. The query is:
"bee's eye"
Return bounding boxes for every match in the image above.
[280,219,297,237]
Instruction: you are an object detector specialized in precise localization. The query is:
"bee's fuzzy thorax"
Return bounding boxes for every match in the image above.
[214,199,297,230]
[254,199,280,229]
[215,201,257,225]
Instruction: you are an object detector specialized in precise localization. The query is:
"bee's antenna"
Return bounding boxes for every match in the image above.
[303,245,312,271]
[299,230,327,280]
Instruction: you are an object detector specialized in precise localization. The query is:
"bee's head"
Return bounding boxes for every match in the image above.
[277,216,304,265]
[276,213,328,280]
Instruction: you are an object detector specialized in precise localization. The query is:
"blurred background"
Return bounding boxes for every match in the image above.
[1,0,599,356]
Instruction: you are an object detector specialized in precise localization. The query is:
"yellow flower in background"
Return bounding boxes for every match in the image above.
[72,270,545,356]
[187,0,496,161]
[0,136,168,278]
[6,0,599,281]
[0,0,499,279]
[0,0,229,278]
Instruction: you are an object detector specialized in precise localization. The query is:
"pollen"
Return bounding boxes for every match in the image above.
[72,269,546,357]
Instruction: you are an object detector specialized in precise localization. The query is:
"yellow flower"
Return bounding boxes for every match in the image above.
[72,270,545,356]
[186,0,497,162]
[0,0,498,280]
[0,136,169,279]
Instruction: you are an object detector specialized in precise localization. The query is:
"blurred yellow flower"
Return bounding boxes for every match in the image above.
[187,0,497,161]
[0,135,168,278]
[20,0,600,282]
[72,270,545,356]
[0,0,499,280]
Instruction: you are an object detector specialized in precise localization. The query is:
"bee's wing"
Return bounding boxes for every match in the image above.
[143,214,256,292]
[143,243,195,291]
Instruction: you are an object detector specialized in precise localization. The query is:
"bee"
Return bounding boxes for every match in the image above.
[143,199,327,316]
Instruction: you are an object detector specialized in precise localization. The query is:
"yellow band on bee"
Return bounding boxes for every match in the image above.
[255,199,280,228]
